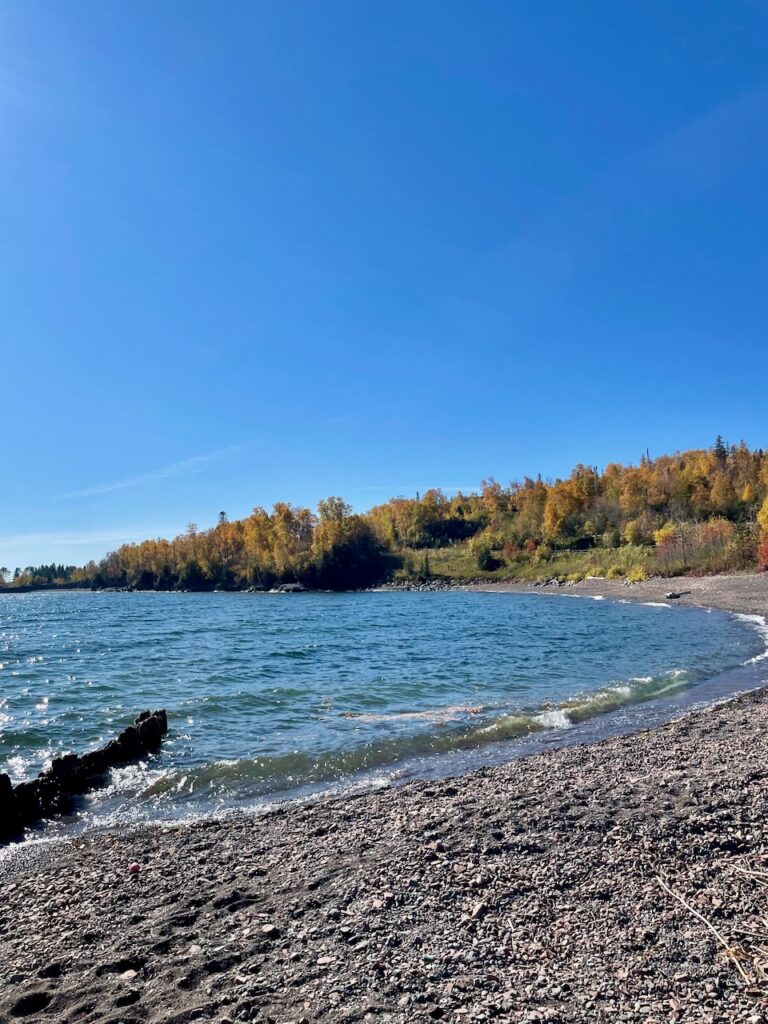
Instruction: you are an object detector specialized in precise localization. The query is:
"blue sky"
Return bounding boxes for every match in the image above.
[2,1,768,569]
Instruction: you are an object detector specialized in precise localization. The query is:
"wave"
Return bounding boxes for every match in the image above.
[341,704,486,724]
[135,667,697,806]
[733,612,768,665]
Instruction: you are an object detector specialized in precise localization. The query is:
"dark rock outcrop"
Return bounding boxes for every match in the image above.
[0,709,168,844]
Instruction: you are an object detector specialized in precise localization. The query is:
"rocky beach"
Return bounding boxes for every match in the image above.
[479,571,768,619]
[2,573,768,1024]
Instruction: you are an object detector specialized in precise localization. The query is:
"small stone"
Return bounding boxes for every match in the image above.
[128,862,141,875]
[261,923,280,939]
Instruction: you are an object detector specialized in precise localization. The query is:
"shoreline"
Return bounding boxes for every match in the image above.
[2,573,768,1022]
[4,693,768,1022]
[4,568,767,622]
[470,570,768,619]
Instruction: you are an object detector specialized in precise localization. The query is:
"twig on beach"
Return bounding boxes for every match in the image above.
[733,864,768,883]
[734,928,768,941]
[656,875,753,985]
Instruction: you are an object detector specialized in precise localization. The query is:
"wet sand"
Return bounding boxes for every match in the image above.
[2,573,768,1023]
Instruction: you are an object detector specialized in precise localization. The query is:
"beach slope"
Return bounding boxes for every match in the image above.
[3,684,768,1023]
[478,570,768,618]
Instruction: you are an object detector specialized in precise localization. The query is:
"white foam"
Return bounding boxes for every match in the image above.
[534,708,572,729]
[641,601,671,608]
[734,612,768,665]
[735,612,767,626]
[341,704,485,724]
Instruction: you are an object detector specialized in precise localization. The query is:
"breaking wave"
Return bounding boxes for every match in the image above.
[134,666,698,809]
[735,613,768,664]
[4,590,767,836]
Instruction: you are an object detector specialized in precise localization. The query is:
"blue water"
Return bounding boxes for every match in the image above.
[0,590,766,833]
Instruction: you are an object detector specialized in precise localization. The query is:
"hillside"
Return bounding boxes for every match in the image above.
[5,439,768,591]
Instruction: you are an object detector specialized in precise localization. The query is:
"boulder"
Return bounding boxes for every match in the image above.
[2,709,169,844]
[80,749,109,778]
[0,773,19,840]
[117,726,142,758]
[12,780,41,820]
[137,715,163,749]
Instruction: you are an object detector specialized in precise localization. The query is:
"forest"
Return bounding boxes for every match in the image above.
[5,438,768,592]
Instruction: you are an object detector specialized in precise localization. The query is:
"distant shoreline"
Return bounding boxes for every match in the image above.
[4,569,767,617]
[375,569,768,617]
[473,570,768,619]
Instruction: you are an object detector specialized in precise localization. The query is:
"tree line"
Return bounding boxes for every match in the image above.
[5,438,768,591]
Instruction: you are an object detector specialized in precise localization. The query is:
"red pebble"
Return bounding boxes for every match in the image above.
[128,862,141,874]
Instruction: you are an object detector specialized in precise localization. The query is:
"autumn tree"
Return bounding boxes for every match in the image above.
[758,496,768,570]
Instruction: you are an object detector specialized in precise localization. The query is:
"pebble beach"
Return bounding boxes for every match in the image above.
[2,573,768,1024]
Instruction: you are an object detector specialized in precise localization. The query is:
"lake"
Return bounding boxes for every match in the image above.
[0,589,765,834]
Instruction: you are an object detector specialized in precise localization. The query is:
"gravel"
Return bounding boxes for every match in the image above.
[3,686,768,1023]
[478,571,768,619]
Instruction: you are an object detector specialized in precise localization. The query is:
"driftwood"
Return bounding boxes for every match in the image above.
[0,709,168,843]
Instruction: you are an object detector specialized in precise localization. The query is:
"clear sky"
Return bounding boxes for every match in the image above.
[2,1,768,569]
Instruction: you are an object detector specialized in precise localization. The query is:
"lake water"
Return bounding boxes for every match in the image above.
[1,590,766,835]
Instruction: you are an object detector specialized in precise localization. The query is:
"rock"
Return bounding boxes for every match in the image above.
[118,726,143,758]
[137,715,163,749]
[12,780,42,820]
[1,710,170,844]
[80,749,108,777]
[0,773,20,840]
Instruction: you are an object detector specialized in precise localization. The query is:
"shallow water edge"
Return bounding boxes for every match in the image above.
[1,584,766,850]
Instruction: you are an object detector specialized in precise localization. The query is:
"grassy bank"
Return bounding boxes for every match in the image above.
[395,537,757,584]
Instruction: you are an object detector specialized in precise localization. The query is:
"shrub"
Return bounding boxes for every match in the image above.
[474,543,500,571]
[652,518,741,575]
[623,516,656,546]
[503,542,520,562]
[758,533,768,572]
[606,565,625,579]
[626,567,647,583]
